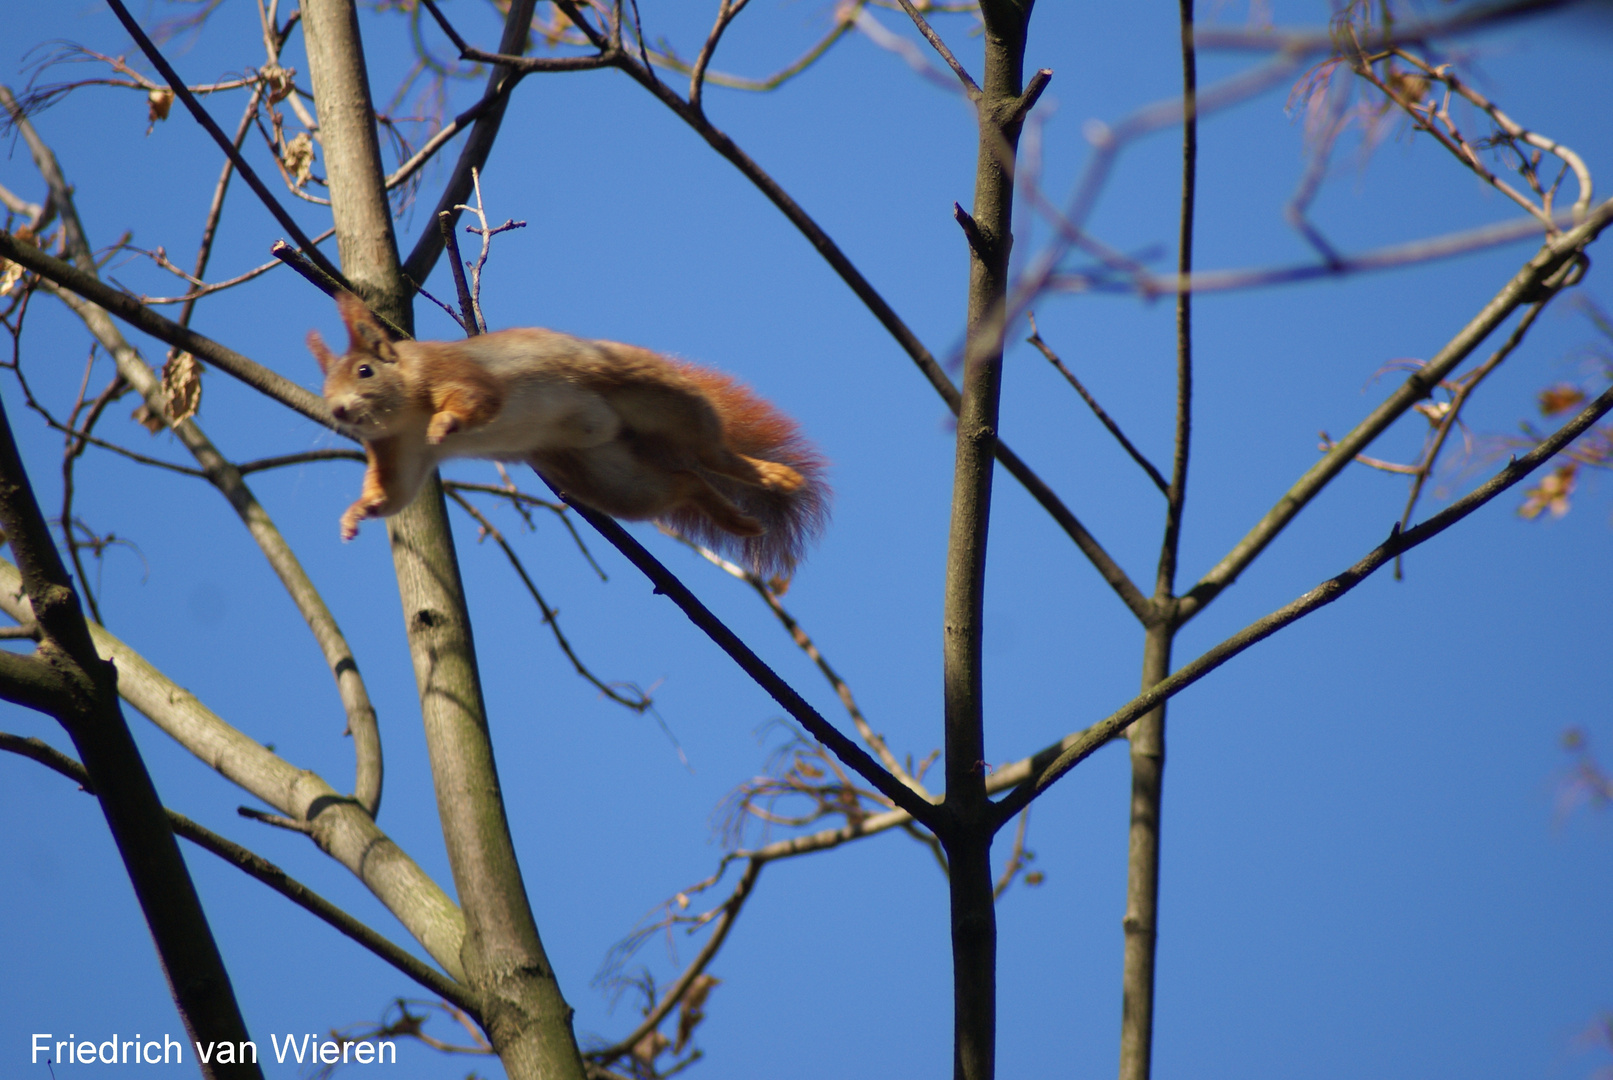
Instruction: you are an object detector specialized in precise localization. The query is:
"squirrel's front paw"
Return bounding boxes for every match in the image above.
[339,504,370,541]
[426,413,461,445]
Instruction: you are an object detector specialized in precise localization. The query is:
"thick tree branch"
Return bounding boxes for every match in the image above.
[6,104,384,813]
[942,5,1034,1078]
[300,4,585,1074]
[0,556,470,979]
[0,733,476,1014]
[0,386,263,1078]
[1119,10,1197,1079]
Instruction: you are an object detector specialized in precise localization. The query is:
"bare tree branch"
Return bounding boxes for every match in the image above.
[0,555,470,979]
[0,231,333,425]
[416,4,1154,625]
[1178,201,1610,621]
[104,0,349,289]
[543,484,944,830]
[0,733,477,1014]
[995,379,1613,823]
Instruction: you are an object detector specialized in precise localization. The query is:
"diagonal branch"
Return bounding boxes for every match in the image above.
[446,489,652,712]
[588,859,762,1069]
[0,555,470,979]
[0,733,477,1015]
[1026,317,1169,495]
[104,0,348,288]
[0,383,264,1078]
[995,379,1613,825]
[0,231,332,425]
[672,534,927,796]
[9,103,383,814]
[1177,199,1612,621]
[546,486,944,831]
[892,0,981,98]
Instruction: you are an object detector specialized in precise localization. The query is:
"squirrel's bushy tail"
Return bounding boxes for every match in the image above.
[666,364,829,581]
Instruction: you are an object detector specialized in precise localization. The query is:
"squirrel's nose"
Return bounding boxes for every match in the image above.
[332,404,349,421]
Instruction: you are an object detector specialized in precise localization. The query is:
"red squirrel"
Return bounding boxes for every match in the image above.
[308,293,827,577]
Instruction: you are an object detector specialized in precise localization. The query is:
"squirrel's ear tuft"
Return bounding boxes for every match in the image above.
[308,330,338,376]
[335,291,398,363]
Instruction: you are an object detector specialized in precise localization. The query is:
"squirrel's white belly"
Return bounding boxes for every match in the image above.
[441,378,620,459]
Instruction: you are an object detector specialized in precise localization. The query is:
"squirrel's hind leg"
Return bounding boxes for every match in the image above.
[695,448,805,493]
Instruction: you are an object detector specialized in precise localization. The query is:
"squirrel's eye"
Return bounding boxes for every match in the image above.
[356,364,374,379]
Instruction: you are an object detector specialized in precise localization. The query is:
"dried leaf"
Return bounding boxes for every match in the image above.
[674,974,719,1054]
[1539,384,1587,417]
[258,63,296,104]
[131,402,164,435]
[147,88,174,126]
[1518,463,1577,520]
[0,259,24,298]
[282,132,315,188]
[162,351,202,427]
[631,1030,669,1066]
[1413,400,1452,424]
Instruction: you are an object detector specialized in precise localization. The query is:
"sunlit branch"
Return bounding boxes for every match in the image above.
[1180,202,1609,620]
[995,378,1613,824]
[0,554,468,977]
[0,733,477,1015]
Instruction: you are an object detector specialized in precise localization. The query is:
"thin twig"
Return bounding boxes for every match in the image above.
[1025,315,1168,495]
[103,0,349,289]
[445,490,651,712]
[588,860,761,1068]
[892,0,981,98]
[0,231,332,426]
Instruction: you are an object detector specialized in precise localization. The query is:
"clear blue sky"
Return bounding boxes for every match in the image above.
[2,2,1611,1077]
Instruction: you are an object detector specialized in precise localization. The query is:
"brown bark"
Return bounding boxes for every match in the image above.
[941,4,1034,1080]
[0,393,262,1079]
[298,2,584,1076]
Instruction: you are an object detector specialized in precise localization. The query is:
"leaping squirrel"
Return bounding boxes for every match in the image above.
[309,293,828,578]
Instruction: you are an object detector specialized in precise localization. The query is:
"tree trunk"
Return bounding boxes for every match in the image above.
[299,3,585,1076]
